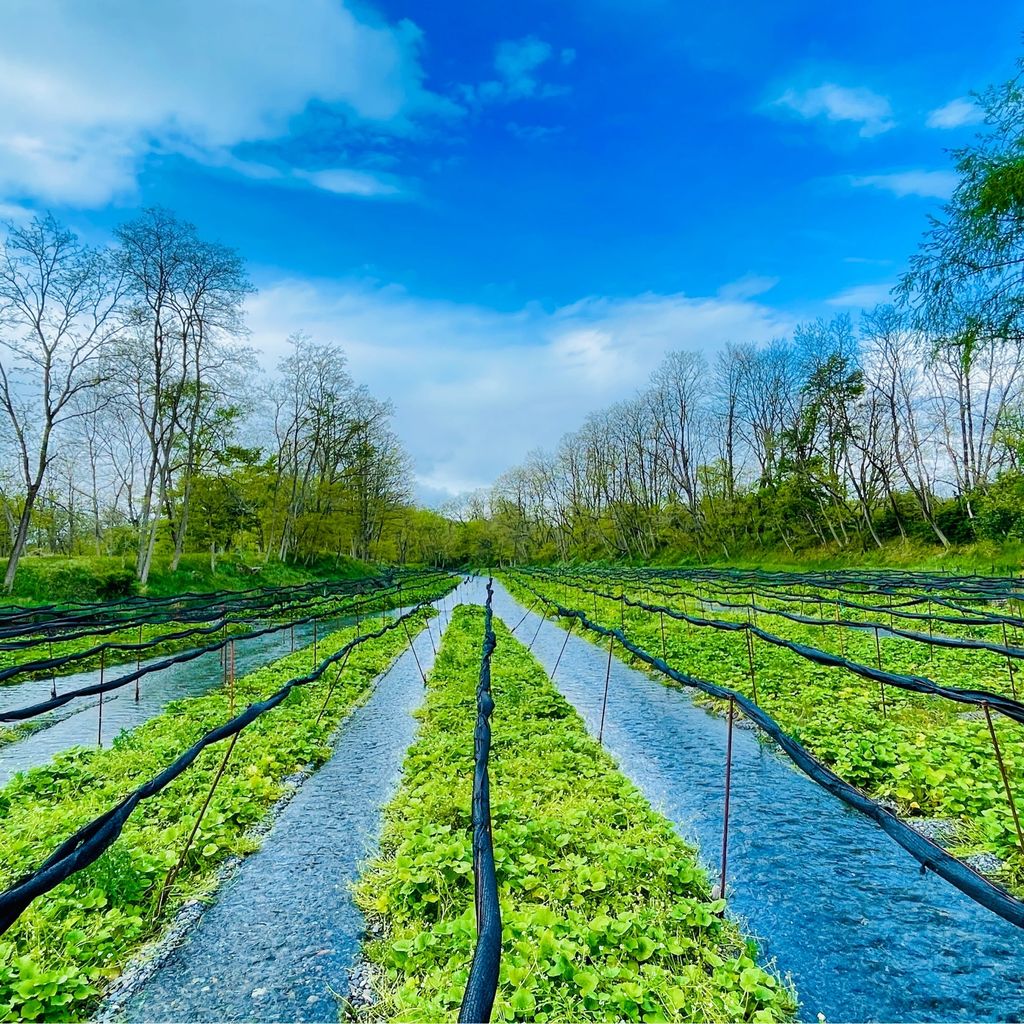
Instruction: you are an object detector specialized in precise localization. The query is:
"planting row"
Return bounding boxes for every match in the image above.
[355,605,793,1022]
[0,571,454,686]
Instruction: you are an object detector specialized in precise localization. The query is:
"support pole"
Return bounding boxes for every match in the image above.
[97,649,105,746]
[156,732,239,917]
[1002,622,1017,700]
[745,629,758,705]
[874,626,888,719]
[528,611,545,652]
[316,649,352,725]
[403,615,427,686]
[984,703,1024,856]
[550,621,575,682]
[719,697,735,902]
[598,636,614,745]
[135,624,142,701]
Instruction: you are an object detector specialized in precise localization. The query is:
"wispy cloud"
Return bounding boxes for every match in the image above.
[717,274,779,301]
[293,168,408,198]
[851,170,958,199]
[826,282,894,308]
[505,122,563,142]
[774,83,894,137]
[462,36,573,107]
[0,200,34,222]
[926,96,984,129]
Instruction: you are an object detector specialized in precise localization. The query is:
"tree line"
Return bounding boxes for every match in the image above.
[442,60,1024,564]
[0,209,410,591]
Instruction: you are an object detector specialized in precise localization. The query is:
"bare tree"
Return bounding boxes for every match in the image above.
[0,215,123,591]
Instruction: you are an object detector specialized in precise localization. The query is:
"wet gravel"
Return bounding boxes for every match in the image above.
[116,591,463,1023]
[489,580,1024,1023]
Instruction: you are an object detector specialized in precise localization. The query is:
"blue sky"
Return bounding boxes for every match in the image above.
[0,1,1020,502]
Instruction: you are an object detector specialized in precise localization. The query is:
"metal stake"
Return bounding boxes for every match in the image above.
[97,649,105,746]
[719,697,736,902]
[598,636,614,745]
[984,703,1024,856]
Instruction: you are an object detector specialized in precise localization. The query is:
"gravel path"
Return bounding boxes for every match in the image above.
[117,592,461,1023]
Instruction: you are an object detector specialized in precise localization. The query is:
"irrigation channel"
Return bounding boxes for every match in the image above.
[486,578,1024,1024]
[116,581,470,1023]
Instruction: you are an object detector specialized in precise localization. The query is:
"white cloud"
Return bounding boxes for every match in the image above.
[852,170,958,199]
[0,201,35,223]
[245,278,793,503]
[293,168,407,198]
[0,0,454,205]
[775,83,894,137]
[826,282,894,308]
[927,97,984,129]
[465,36,570,106]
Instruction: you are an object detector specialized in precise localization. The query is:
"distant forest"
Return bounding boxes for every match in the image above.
[3,62,1024,583]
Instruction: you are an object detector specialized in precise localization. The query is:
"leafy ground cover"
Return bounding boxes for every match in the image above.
[0,610,432,1022]
[508,573,1024,895]
[355,605,794,1022]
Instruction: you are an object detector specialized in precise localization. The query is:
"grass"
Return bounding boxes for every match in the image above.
[0,609,433,1022]
[354,605,794,1022]
[0,552,377,606]
[616,538,1024,575]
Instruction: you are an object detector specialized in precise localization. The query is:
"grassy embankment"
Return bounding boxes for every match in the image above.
[623,539,1024,575]
[355,606,794,1022]
[0,553,377,606]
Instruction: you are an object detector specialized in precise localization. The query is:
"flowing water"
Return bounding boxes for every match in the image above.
[69,576,1024,1021]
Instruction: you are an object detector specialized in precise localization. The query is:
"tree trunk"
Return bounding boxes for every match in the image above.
[3,486,38,593]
